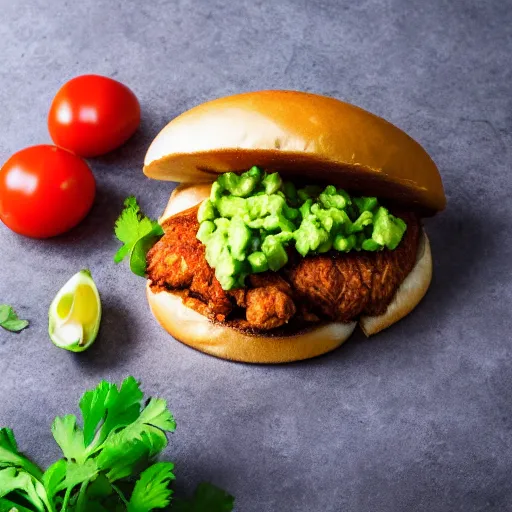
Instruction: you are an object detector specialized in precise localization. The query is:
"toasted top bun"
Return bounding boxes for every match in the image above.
[144,90,446,214]
[147,184,432,363]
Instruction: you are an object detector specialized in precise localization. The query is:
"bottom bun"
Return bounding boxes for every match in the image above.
[147,283,356,364]
[148,184,432,362]
[359,231,432,336]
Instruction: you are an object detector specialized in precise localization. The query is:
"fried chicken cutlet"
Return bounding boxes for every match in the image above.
[147,206,420,332]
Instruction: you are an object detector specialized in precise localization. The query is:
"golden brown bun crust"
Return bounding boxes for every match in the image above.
[147,284,356,363]
[144,90,446,214]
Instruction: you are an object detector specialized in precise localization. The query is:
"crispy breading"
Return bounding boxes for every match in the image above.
[285,253,371,322]
[246,286,296,330]
[147,208,232,320]
[147,205,421,331]
[147,207,297,329]
[286,212,420,321]
[249,273,293,296]
[227,288,247,308]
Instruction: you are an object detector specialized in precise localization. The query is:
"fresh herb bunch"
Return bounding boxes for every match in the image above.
[0,377,234,512]
[113,197,164,277]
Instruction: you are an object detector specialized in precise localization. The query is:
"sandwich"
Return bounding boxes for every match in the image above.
[142,90,445,363]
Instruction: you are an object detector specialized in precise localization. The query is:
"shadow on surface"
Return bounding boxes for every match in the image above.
[91,115,157,168]
[170,454,237,503]
[29,181,129,257]
[73,298,134,369]
[423,201,496,317]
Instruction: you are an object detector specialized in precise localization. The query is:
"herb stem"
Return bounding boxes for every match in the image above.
[112,483,130,507]
[76,480,90,512]
[61,486,73,512]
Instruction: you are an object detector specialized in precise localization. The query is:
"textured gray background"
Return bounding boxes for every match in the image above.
[1,0,511,510]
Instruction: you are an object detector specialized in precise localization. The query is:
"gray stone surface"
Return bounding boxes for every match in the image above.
[1,0,511,510]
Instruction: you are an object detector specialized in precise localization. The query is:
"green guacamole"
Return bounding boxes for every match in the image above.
[197,167,407,290]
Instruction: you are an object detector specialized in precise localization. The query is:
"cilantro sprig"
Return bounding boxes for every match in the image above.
[114,197,164,277]
[0,378,234,512]
[0,305,29,333]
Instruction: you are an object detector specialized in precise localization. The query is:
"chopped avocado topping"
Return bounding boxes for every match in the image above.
[197,167,408,290]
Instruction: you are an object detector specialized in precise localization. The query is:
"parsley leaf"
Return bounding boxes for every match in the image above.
[127,462,175,512]
[0,305,29,333]
[114,197,164,277]
[172,482,235,512]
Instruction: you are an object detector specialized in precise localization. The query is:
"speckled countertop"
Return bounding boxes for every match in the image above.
[1,1,511,510]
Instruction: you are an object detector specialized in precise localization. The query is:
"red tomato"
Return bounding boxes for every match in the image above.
[48,75,141,157]
[0,145,96,238]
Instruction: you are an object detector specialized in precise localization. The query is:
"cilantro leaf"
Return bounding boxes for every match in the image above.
[97,438,151,482]
[0,430,51,510]
[94,377,144,448]
[51,415,85,464]
[101,396,176,457]
[49,377,178,506]
[0,429,43,480]
[0,496,36,511]
[172,483,235,512]
[75,474,116,512]
[0,306,10,324]
[95,397,176,481]
[114,197,144,249]
[102,397,176,460]
[42,459,67,500]
[0,305,29,333]
[79,381,117,448]
[127,462,175,512]
[129,229,162,277]
[85,473,113,501]
[0,468,49,512]
[138,398,177,433]
[60,459,98,492]
[80,377,143,453]
[114,197,164,277]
